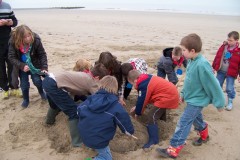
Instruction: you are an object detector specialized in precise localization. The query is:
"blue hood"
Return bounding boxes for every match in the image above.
[87,89,118,113]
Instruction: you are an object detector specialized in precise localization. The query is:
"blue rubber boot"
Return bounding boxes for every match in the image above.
[143,124,159,148]
[21,89,29,108]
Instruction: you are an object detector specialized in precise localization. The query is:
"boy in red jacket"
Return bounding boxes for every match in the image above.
[128,70,179,149]
[212,31,240,111]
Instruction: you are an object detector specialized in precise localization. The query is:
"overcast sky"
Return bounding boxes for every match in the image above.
[3,0,240,15]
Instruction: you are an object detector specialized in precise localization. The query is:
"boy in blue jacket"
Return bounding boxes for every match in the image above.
[77,76,134,160]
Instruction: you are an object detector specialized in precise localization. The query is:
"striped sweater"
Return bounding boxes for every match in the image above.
[0,1,18,42]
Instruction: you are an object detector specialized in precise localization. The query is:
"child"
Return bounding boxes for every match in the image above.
[95,51,122,86]
[77,75,134,160]
[128,70,179,149]
[95,51,124,104]
[8,25,48,107]
[157,33,225,159]
[120,58,148,100]
[0,0,18,99]
[42,63,108,147]
[157,46,187,85]
[73,58,92,72]
[73,58,93,102]
[212,31,240,111]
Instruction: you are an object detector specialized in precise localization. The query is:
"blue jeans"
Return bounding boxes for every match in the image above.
[157,67,177,85]
[42,76,78,120]
[170,103,207,147]
[94,146,112,160]
[20,70,43,92]
[216,70,235,99]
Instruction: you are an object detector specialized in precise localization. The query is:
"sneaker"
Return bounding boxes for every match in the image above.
[225,98,233,111]
[3,91,9,99]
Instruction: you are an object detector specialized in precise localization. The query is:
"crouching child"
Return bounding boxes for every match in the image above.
[128,70,179,149]
[77,76,134,160]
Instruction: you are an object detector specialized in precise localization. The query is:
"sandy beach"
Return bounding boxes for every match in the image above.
[0,9,240,160]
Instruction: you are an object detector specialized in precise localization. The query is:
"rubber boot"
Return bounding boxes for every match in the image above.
[37,86,47,100]
[69,119,82,147]
[157,145,184,159]
[143,124,159,148]
[21,89,29,107]
[192,124,209,146]
[225,98,233,111]
[45,107,60,125]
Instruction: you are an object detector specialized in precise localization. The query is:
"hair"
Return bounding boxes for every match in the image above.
[90,63,109,79]
[127,70,141,83]
[228,31,239,40]
[180,33,202,53]
[11,25,34,49]
[73,59,92,72]
[99,75,118,94]
[121,63,133,78]
[95,51,122,88]
[95,51,121,73]
[172,46,182,56]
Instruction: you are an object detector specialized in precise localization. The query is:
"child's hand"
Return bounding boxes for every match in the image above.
[23,65,30,72]
[41,70,48,73]
[0,19,6,26]
[119,98,126,106]
[212,69,216,74]
[223,41,228,45]
[130,106,136,113]
[130,106,137,119]
[5,19,13,26]
[179,97,184,104]
[238,76,240,83]
[133,114,138,120]
[218,108,224,112]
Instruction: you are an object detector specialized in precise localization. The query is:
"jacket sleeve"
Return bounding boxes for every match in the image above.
[212,44,225,69]
[10,11,18,27]
[35,37,48,70]
[199,61,225,108]
[8,42,25,70]
[135,87,148,115]
[115,105,134,135]
[163,59,178,83]
[183,58,188,68]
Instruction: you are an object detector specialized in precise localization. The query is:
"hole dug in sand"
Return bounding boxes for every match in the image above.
[47,96,177,154]
[4,96,177,155]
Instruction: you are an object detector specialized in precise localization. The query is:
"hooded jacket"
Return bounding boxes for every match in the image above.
[8,33,48,88]
[135,74,179,115]
[77,89,134,149]
[157,47,187,83]
[212,43,240,78]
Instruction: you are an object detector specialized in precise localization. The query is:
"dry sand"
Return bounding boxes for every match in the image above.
[0,9,240,160]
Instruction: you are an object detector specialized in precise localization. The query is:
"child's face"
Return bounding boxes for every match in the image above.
[128,80,137,89]
[227,36,238,47]
[181,46,196,59]
[172,55,181,61]
[23,32,32,45]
